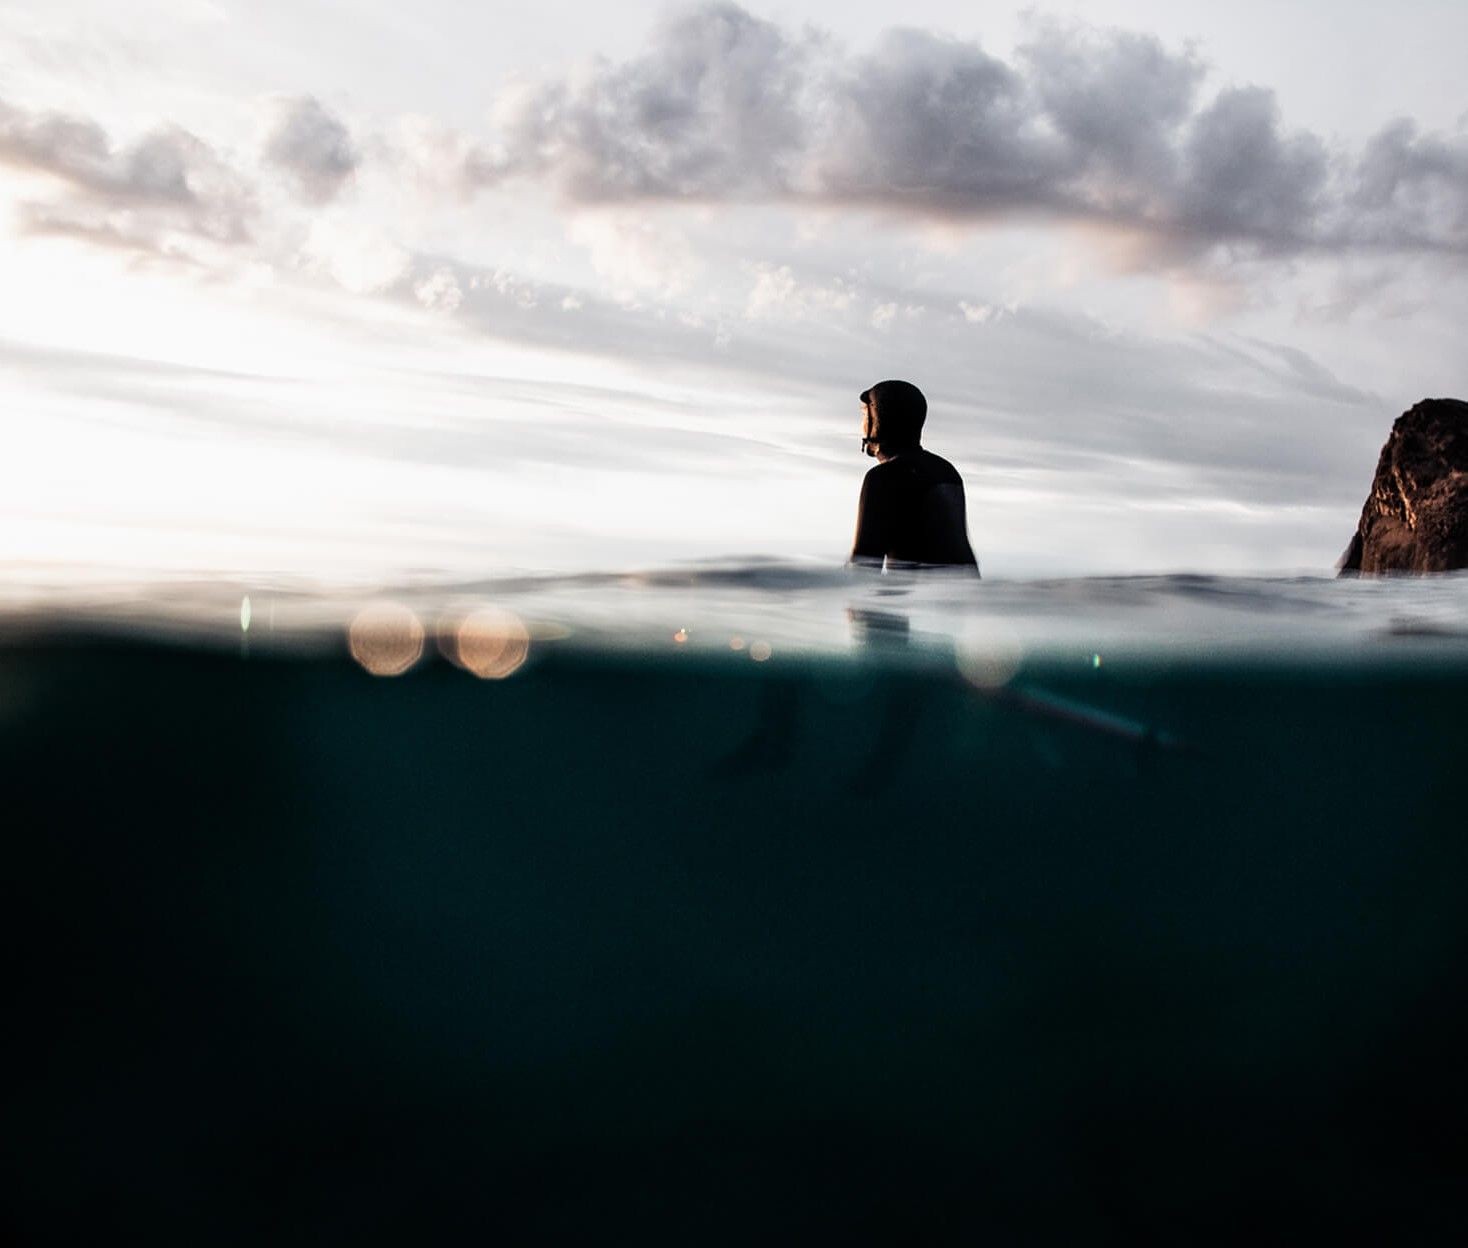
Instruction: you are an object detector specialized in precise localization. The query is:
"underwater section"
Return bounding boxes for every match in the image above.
[5,568,1468,1239]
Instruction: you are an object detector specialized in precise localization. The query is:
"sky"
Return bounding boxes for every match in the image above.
[3,0,1468,582]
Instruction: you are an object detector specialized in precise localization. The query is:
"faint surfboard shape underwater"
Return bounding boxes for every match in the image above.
[5,560,1468,1239]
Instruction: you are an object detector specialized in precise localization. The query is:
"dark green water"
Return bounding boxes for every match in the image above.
[5,623,1467,1241]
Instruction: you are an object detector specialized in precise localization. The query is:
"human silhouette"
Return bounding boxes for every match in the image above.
[850,380,979,571]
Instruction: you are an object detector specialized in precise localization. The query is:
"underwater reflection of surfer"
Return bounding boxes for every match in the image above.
[846,607,911,648]
[850,380,979,573]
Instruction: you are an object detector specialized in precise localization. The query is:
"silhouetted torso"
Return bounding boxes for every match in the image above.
[851,449,978,569]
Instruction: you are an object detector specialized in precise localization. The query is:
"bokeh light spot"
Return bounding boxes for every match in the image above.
[451,608,531,680]
[749,640,773,662]
[349,603,425,676]
[955,620,1023,690]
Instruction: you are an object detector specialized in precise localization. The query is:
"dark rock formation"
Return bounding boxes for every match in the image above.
[1339,398,1468,574]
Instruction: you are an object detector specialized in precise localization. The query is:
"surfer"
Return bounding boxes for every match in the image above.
[850,379,979,572]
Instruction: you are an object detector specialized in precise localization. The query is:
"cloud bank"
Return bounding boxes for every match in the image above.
[6,4,1468,275]
[426,3,1468,260]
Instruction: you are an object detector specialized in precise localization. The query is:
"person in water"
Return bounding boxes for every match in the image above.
[850,379,979,572]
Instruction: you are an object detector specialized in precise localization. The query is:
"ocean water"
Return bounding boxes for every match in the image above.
[6,565,1468,1240]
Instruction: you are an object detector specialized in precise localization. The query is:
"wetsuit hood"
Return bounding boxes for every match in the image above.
[860,379,926,457]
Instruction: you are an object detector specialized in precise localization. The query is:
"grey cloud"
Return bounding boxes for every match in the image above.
[1019,24,1201,190]
[261,95,359,202]
[485,3,812,199]
[1294,261,1431,325]
[0,105,110,186]
[1209,336,1377,409]
[369,244,1388,527]
[0,95,255,251]
[1176,87,1329,250]
[818,29,1064,213]
[452,2,1468,259]
[1345,119,1468,249]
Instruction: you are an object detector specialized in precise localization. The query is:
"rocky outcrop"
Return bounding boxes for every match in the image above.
[1339,398,1468,574]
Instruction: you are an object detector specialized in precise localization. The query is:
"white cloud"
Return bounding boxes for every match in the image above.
[566,209,701,297]
[300,217,410,293]
[413,267,462,312]
[385,113,500,199]
[743,261,855,321]
[468,267,539,309]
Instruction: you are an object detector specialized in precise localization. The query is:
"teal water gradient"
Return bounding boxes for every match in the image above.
[5,570,1467,1239]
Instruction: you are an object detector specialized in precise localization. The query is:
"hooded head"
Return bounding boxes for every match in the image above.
[860,379,926,458]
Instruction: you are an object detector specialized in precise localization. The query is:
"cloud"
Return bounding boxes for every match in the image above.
[468,268,540,309]
[9,5,1468,282]
[1344,118,1468,250]
[299,217,410,293]
[0,332,795,485]
[260,95,359,203]
[492,3,814,200]
[367,237,1379,507]
[743,262,855,321]
[817,28,1064,213]
[385,114,501,198]
[413,267,463,312]
[1174,87,1328,251]
[1018,22,1202,190]
[0,93,255,252]
[959,301,1008,324]
[447,3,1468,263]
[16,4,1449,282]
[566,210,703,297]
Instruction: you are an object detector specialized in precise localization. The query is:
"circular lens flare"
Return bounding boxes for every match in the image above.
[451,608,531,680]
[955,619,1022,690]
[349,603,425,676]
